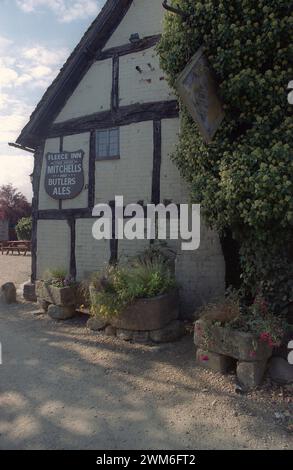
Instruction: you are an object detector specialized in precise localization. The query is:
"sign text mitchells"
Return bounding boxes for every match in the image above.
[45,150,84,200]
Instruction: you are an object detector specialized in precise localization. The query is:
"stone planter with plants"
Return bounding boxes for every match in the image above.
[87,248,184,344]
[194,292,288,389]
[36,269,77,320]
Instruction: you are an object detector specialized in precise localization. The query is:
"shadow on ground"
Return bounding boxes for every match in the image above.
[0,302,291,450]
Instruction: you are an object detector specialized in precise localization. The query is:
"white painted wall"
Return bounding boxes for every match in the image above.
[103,0,164,49]
[95,121,153,205]
[36,0,226,315]
[175,224,226,313]
[39,117,225,315]
[54,59,112,123]
[118,237,149,261]
[161,118,189,204]
[36,220,71,278]
[76,219,110,279]
[119,47,175,106]
[54,46,174,124]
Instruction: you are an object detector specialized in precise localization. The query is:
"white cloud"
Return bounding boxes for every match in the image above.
[31,65,53,78]
[0,107,31,142]
[0,94,34,198]
[0,38,68,91]
[0,91,33,153]
[22,46,67,67]
[0,66,18,87]
[0,36,13,52]
[0,36,68,197]
[0,35,68,140]
[16,0,101,23]
[0,151,33,200]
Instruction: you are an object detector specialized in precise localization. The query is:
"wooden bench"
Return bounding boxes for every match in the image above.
[0,241,9,255]
[4,241,31,256]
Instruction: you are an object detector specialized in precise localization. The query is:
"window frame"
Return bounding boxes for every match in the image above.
[95,127,120,161]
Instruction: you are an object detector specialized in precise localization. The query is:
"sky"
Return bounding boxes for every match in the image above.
[0,0,106,200]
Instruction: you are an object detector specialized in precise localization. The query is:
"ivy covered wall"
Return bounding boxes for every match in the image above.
[158,0,293,311]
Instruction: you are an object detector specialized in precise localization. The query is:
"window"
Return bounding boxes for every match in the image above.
[96,128,120,160]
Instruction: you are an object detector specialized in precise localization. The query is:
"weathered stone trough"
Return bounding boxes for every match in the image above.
[36,281,77,320]
[88,291,185,344]
[194,319,272,389]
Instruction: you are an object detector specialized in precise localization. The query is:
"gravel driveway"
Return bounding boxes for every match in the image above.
[0,302,292,450]
[0,255,292,450]
[0,253,31,287]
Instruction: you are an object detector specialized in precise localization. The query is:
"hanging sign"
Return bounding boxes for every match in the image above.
[44,150,84,200]
[176,46,225,144]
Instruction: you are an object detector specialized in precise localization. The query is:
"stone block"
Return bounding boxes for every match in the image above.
[196,348,234,374]
[236,360,267,389]
[87,316,108,331]
[0,282,16,304]
[36,281,76,306]
[132,331,150,343]
[268,357,293,385]
[150,320,185,343]
[37,298,50,313]
[194,319,272,362]
[23,282,37,302]
[116,329,133,341]
[104,325,116,337]
[48,304,76,320]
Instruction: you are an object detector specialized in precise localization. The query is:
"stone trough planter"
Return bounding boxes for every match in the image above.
[36,280,77,320]
[88,291,184,344]
[194,319,273,389]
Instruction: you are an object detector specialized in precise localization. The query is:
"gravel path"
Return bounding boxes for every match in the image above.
[0,254,292,449]
[0,253,31,287]
[0,299,292,450]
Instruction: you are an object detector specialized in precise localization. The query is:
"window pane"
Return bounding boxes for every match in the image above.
[109,129,119,156]
[97,130,108,144]
[98,143,108,157]
[96,130,108,158]
[96,128,119,159]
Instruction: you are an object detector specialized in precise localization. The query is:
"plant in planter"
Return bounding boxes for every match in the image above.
[88,249,184,343]
[75,280,92,314]
[194,291,289,388]
[36,268,78,320]
[229,295,287,349]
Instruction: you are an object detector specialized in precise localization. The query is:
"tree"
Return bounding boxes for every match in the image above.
[158,1,293,311]
[15,217,32,241]
[0,184,31,226]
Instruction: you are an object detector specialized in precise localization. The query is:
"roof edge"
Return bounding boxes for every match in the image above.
[16,0,133,149]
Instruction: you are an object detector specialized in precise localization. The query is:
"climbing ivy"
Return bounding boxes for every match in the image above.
[157,1,293,311]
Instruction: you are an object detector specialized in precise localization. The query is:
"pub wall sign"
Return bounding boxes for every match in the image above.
[45,150,84,200]
[176,46,225,144]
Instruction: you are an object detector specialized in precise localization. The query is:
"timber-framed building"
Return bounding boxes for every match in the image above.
[16,0,225,314]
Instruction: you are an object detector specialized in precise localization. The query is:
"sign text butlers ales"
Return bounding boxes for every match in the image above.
[45,150,84,200]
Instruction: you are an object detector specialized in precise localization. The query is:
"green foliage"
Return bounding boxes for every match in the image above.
[198,287,241,322]
[91,250,177,318]
[43,268,75,288]
[230,295,288,346]
[157,0,293,310]
[198,290,288,348]
[0,184,31,225]
[15,217,32,240]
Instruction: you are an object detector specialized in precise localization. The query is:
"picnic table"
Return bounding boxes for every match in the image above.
[0,240,31,256]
